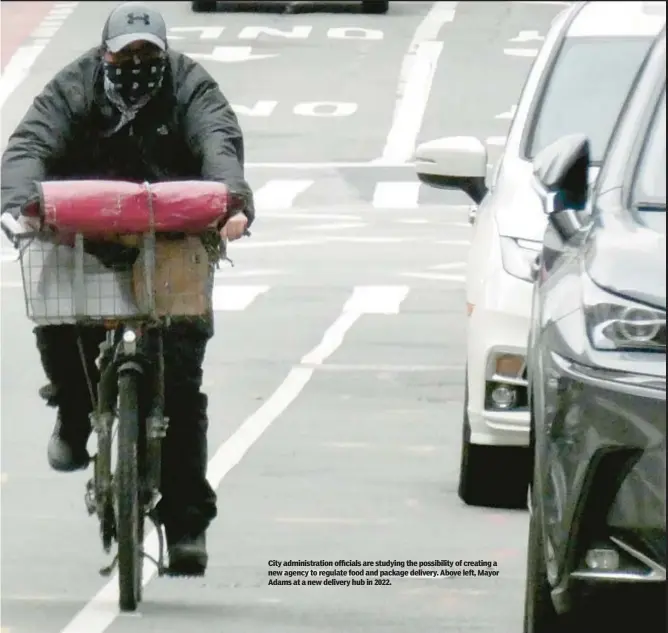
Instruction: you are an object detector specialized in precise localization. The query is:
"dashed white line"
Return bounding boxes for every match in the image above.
[297,222,367,231]
[211,285,269,311]
[401,272,466,282]
[253,179,314,210]
[372,182,421,209]
[246,162,411,168]
[504,48,539,58]
[377,2,458,164]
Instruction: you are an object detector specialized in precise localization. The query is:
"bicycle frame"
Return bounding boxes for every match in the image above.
[84,321,170,577]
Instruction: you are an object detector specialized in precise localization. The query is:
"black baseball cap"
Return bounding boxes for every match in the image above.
[102,2,167,53]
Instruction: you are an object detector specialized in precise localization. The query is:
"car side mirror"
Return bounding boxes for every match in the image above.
[531,134,591,242]
[414,136,489,205]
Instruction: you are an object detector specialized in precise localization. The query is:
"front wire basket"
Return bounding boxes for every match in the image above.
[18,231,214,326]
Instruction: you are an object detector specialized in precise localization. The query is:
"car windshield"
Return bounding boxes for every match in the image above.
[527,36,654,164]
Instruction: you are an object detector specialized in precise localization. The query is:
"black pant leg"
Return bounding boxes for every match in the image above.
[34,324,105,419]
[157,320,217,542]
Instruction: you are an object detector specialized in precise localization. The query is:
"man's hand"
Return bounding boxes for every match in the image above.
[221,211,248,241]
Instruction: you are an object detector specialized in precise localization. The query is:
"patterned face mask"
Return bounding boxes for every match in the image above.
[103,53,166,106]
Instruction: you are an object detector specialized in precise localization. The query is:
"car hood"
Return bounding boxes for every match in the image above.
[585,225,666,311]
[493,161,600,243]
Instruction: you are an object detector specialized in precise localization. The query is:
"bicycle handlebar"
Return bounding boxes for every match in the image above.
[1,213,39,247]
[1,211,251,252]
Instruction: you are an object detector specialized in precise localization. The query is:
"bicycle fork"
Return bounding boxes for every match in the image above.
[84,326,170,577]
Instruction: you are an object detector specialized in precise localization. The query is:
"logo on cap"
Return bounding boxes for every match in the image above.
[127,12,150,25]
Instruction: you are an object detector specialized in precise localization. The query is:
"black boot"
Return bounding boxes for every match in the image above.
[47,410,91,472]
[34,325,102,473]
[167,531,208,577]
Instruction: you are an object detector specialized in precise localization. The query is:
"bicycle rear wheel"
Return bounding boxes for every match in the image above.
[116,371,143,611]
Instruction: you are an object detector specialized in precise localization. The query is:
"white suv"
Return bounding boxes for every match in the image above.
[414,1,666,509]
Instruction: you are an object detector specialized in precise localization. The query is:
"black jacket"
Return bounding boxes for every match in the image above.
[1,46,255,225]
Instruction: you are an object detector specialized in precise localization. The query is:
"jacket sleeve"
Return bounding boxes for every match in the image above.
[1,74,78,219]
[179,68,255,227]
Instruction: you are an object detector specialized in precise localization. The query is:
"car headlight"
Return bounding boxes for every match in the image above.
[583,274,666,352]
[499,237,542,282]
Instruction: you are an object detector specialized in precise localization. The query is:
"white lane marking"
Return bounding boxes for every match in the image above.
[372,182,421,209]
[377,2,458,164]
[253,180,314,210]
[400,272,466,282]
[297,222,367,231]
[233,238,329,249]
[509,30,545,43]
[437,239,472,246]
[299,363,465,372]
[59,285,409,633]
[328,236,409,244]
[211,285,269,311]
[431,262,467,270]
[486,136,507,146]
[496,105,518,120]
[0,3,79,111]
[261,212,362,220]
[344,285,409,315]
[246,162,411,168]
[214,269,284,279]
[395,218,429,224]
[232,236,415,249]
[504,48,539,57]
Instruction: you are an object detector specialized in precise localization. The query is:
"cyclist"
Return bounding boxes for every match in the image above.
[0,1,255,576]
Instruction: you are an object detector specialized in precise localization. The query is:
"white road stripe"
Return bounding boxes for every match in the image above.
[211,285,269,311]
[377,2,458,164]
[297,222,367,231]
[58,285,411,633]
[246,162,411,168]
[0,3,79,111]
[372,182,421,209]
[504,48,539,58]
[253,179,314,210]
[401,272,466,282]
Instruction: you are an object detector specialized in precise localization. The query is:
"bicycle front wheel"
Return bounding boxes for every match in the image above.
[116,371,143,612]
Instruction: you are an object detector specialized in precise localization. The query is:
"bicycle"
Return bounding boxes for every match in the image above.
[1,179,245,611]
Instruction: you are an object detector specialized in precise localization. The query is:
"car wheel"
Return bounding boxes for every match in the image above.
[457,371,530,509]
[362,1,389,14]
[191,1,217,11]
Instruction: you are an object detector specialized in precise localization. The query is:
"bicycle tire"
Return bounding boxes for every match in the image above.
[116,371,143,611]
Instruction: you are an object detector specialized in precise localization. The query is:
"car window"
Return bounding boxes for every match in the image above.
[526,37,653,164]
[633,90,666,209]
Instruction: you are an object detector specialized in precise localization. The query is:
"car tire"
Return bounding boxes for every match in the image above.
[191,1,217,11]
[362,1,389,14]
[457,371,530,509]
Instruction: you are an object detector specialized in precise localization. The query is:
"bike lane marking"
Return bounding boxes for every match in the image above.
[1,1,54,70]
[0,1,79,111]
[376,1,459,165]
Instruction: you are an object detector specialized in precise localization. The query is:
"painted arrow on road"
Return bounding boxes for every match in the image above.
[184,46,278,63]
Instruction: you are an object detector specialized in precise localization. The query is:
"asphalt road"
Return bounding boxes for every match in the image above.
[1,2,568,632]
